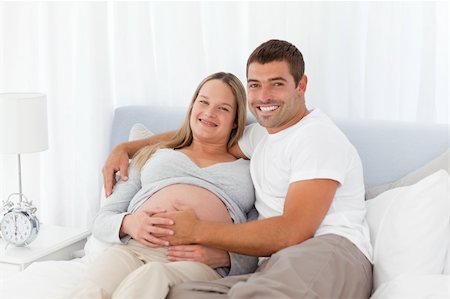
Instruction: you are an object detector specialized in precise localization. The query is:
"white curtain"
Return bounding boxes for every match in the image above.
[0,1,448,229]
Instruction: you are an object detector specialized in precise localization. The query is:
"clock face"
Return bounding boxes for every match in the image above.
[0,211,37,246]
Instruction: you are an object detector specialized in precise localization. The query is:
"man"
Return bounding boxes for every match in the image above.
[103,39,373,298]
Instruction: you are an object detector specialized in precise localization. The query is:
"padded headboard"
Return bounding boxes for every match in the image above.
[111,105,449,187]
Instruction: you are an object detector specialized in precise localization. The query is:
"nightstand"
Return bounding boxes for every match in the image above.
[0,224,90,273]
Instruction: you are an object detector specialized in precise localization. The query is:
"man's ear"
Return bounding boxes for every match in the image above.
[297,75,308,96]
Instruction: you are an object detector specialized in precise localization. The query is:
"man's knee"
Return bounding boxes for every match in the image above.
[167,275,247,299]
[166,284,189,299]
[167,283,227,299]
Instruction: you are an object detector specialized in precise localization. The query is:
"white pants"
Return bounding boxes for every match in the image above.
[67,240,221,299]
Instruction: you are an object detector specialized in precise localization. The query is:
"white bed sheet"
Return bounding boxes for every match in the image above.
[0,235,110,299]
[0,258,87,299]
[1,241,448,299]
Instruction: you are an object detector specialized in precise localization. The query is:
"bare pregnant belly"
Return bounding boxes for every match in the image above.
[136,184,233,224]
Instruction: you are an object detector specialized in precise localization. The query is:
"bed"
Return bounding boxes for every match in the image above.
[1,105,449,299]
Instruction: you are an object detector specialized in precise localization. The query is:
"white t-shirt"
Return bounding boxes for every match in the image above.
[238,109,373,262]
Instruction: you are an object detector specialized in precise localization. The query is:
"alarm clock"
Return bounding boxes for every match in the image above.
[0,193,40,247]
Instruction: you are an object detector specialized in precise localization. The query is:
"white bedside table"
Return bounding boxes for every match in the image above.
[0,224,90,273]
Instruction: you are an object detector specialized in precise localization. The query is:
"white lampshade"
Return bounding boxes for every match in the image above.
[0,93,48,154]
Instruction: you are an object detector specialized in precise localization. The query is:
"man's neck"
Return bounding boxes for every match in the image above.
[266,107,310,134]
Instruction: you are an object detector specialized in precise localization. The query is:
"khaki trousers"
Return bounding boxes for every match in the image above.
[168,234,373,299]
[67,240,220,299]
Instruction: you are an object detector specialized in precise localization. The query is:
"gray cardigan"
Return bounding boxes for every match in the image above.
[92,148,258,276]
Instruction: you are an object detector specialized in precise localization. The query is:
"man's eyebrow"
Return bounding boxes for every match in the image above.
[269,77,288,82]
[247,77,288,83]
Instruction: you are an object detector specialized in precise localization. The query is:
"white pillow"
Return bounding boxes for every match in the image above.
[84,123,154,263]
[128,122,154,141]
[445,241,450,275]
[366,170,450,291]
[370,274,450,299]
[366,149,449,199]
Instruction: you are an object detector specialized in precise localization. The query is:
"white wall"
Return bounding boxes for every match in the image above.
[0,1,448,228]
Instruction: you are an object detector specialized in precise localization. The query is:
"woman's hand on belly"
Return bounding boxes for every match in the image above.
[166,245,230,269]
[120,208,174,247]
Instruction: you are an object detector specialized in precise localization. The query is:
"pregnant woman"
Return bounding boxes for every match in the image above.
[67,72,256,299]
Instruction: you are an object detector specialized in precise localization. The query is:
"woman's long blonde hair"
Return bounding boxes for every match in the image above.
[133,72,247,170]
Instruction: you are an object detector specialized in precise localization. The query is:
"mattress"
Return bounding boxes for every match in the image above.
[1,237,448,299]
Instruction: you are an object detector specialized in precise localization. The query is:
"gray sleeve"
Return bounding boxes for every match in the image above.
[216,207,260,277]
[216,253,258,277]
[91,164,141,244]
[227,252,259,276]
[246,207,259,222]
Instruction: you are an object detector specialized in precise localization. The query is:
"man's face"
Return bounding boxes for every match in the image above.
[247,60,307,134]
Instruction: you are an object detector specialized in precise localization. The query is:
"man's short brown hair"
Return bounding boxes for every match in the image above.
[246,39,305,86]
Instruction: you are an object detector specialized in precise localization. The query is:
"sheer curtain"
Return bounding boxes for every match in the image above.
[0,1,448,228]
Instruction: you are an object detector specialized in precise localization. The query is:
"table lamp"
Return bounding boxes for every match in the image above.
[0,93,48,246]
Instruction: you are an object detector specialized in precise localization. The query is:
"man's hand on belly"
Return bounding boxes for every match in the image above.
[159,203,202,246]
[120,208,174,247]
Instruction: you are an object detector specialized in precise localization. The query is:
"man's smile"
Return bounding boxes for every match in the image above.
[257,105,280,113]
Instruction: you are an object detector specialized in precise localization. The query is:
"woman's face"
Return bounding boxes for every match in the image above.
[190,79,237,146]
